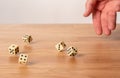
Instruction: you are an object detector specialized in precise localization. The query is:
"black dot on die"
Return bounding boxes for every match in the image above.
[20,58,22,60]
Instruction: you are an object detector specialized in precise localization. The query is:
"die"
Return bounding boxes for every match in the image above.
[55,41,66,52]
[8,44,19,55]
[22,34,32,43]
[19,54,28,64]
[67,46,77,56]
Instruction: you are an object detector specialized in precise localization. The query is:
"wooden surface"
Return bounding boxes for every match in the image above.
[0,24,120,78]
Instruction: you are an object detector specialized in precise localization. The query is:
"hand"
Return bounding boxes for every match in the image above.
[84,0,120,36]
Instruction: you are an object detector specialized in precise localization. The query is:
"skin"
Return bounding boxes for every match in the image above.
[84,0,120,36]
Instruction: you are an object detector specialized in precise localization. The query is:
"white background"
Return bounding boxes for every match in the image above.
[0,0,120,24]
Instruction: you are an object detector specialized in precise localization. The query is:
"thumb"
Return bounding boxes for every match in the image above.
[84,0,96,17]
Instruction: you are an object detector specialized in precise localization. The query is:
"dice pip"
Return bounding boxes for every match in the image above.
[8,44,19,55]
[19,54,28,64]
[22,34,32,43]
[67,46,77,56]
[55,41,66,52]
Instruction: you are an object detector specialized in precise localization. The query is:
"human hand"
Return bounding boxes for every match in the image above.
[84,0,120,35]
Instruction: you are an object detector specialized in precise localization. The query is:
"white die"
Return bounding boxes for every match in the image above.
[19,54,28,64]
[67,46,77,56]
[55,41,66,52]
[22,34,32,43]
[8,44,19,55]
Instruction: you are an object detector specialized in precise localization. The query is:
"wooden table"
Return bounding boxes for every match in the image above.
[0,24,120,78]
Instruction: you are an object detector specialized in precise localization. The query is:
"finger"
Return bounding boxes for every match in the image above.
[108,11,116,30]
[83,0,96,17]
[93,10,102,35]
[101,12,111,36]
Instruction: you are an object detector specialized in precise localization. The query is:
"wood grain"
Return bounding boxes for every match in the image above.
[0,24,120,78]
